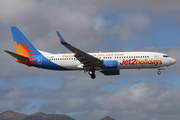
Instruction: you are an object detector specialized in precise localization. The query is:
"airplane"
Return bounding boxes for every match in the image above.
[4,27,176,79]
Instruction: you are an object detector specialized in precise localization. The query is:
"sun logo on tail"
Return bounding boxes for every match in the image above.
[15,41,35,59]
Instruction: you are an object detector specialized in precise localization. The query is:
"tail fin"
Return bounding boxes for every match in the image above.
[11,27,41,59]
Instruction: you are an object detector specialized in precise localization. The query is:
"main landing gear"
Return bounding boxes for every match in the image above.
[89,68,96,79]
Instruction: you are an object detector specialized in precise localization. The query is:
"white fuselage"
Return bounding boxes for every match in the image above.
[40,51,176,71]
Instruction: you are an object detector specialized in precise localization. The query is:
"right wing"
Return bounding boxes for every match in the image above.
[56,32,102,68]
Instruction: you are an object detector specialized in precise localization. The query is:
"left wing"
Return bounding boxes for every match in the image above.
[56,31,102,68]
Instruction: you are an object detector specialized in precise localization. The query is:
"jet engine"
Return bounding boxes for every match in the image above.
[101,60,118,69]
[101,69,120,75]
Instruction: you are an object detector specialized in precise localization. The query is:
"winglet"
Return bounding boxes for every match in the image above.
[56,31,67,44]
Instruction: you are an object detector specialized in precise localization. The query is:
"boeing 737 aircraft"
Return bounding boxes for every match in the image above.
[5,27,176,79]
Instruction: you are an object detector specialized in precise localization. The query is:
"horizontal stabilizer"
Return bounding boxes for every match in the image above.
[4,50,29,60]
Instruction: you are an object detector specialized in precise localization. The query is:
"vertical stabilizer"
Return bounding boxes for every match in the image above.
[11,27,41,59]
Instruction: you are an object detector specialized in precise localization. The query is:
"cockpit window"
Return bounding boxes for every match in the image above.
[163,55,169,58]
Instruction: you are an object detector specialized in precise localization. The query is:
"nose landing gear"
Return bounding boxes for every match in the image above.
[157,70,161,75]
[157,67,167,75]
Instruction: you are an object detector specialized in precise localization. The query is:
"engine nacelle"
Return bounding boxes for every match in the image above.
[101,60,118,69]
[101,69,120,75]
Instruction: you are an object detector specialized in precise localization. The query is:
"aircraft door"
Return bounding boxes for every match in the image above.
[154,54,159,67]
[154,54,159,61]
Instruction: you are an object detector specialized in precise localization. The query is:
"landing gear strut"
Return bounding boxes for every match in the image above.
[157,70,161,75]
[89,68,96,79]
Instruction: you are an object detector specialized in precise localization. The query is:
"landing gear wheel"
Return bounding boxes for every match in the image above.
[89,71,93,75]
[157,71,161,75]
[91,74,96,79]
[89,67,96,79]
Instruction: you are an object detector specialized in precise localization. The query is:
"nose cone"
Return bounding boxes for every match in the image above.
[170,58,176,65]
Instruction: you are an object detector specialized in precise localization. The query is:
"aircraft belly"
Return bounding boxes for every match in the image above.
[53,61,80,70]
[119,65,140,69]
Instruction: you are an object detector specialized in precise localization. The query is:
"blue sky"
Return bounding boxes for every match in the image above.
[0,0,180,120]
